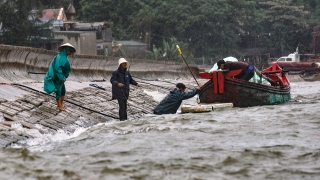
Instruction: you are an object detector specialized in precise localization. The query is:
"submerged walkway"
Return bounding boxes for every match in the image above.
[0,44,205,148]
[0,78,203,148]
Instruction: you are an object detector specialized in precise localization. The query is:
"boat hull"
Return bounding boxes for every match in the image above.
[277,62,319,72]
[199,78,291,107]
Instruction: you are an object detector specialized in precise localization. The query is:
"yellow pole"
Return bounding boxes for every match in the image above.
[176,45,200,86]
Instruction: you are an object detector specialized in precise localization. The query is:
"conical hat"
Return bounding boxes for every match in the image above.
[58,43,76,52]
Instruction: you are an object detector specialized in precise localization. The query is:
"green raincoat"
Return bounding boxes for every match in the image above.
[43,48,71,100]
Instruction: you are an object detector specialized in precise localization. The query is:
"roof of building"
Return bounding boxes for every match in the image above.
[66,4,76,14]
[40,8,67,21]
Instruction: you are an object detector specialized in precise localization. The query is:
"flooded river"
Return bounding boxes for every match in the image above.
[0,81,320,180]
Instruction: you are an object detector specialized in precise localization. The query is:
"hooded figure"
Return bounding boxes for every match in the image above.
[44,43,76,111]
[110,58,141,121]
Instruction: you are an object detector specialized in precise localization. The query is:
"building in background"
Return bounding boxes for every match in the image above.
[112,40,147,59]
[30,4,112,56]
[29,3,146,58]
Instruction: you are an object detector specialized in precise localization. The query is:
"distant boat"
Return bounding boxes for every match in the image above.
[275,47,320,74]
[198,62,291,107]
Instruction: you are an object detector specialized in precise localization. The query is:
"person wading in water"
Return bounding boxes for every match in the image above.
[154,83,199,115]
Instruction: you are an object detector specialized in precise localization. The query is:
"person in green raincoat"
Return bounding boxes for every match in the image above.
[44,43,76,111]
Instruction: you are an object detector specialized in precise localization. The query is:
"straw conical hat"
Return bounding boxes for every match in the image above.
[58,43,76,52]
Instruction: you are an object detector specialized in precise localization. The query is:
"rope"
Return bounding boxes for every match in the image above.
[10,83,118,119]
[133,76,193,90]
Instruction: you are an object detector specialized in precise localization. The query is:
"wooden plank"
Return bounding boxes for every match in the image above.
[23,97,42,106]
[0,105,8,113]
[50,117,71,126]
[0,124,11,130]
[213,71,218,94]
[218,71,225,94]
[64,117,77,124]
[77,113,100,124]
[40,111,56,118]
[2,102,23,112]
[38,120,60,131]
[44,119,64,128]
[0,119,45,134]
[31,110,51,119]
[181,103,234,113]
[26,116,42,124]
[1,109,19,116]
[18,101,36,110]
[17,111,33,118]
[2,113,17,121]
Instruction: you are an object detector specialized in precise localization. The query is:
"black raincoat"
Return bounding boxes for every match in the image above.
[110,68,138,100]
[154,88,198,115]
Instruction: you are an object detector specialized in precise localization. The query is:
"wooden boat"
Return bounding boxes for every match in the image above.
[198,62,291,107]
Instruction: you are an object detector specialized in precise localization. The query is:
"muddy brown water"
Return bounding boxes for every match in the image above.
[0,80,319,180]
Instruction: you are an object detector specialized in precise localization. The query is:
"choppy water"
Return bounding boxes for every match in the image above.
[1,81,320,180]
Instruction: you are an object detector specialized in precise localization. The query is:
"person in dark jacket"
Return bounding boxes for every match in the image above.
[217,60,254,81]
[110,58,141,121]
[154,83,199,115]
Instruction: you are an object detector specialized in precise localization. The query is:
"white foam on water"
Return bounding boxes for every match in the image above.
[10,117,91,152]
[143,90,166,102]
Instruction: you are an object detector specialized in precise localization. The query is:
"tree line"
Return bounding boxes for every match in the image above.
[1,0,320,63]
